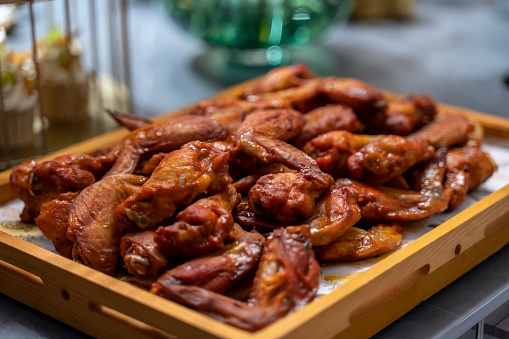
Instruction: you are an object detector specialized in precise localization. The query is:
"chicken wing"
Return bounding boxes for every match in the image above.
[303,131,380,178]
[154,185,239,258]
[336,162,451,224]
[364,94,437,135]
[151,226,319,332]
[319,77,386,114]
[10,154,111,222]
[115,141,232,230]
[305,188,362,246]
[35,191,79,258]
[120,230,170,276]
[241,63,312,98]
[67,174,147,275]
[248,172,319,223]
[291,104,361,147]
[408,113,474,148]
[348,135,435,186]
[314,224,402,262]
[106,115,228,175]
[152,225,265,294]
[446,140,497,190]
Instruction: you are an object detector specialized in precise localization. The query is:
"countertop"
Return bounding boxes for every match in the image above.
[1,0,509,337]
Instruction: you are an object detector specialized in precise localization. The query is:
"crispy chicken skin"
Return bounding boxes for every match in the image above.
[151,226,319,332]
[115,141,232,230]
[35,191,79,258]
[120,230,169,276]
[67,174,147,276]
[154,185,239,257]
[152,225,265,294]
[106,115,228,175]
[315,224,402,262]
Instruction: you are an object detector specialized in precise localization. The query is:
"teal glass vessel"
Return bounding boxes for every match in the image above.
[162,0,354,67]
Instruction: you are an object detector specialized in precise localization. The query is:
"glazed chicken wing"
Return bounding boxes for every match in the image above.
[152,225,265,294]
[35,191,79,258]
[336,152,452,224]
[115,141,232,230]
[446,140,497,190]
[291,104,361,148]
[248,172,320,223]
[364,94,437,135]
[303,131,380,178]
[67,174,147,275]
[241,63,312,98]
[10,154,111,222]
[408,113,474,148]
[348,135,435,186]
[315,224,402,262]
[305,188,361,246]
[106,115,228,175]
[120,230,170,276]
[151,226,319,332]
[154,185,239,257]
[319,77,386,114]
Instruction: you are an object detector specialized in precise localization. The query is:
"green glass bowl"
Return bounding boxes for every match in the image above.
[162,0,355,67]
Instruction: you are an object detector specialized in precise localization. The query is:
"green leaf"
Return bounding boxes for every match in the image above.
[1,69,17,86]
[45,27,63,45]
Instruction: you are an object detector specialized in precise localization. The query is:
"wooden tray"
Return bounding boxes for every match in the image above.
[1,81,509,339]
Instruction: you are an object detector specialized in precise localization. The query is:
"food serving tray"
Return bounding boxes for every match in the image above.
[1,81,509,339]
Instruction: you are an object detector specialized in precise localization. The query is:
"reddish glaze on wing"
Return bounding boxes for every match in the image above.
[106,115,228,175]
[120,230,170,276]
[35,191,80,258]
[67,174,147,276]
[152,225,266,294]
[315,224,402,262]
[154,185,239,257]
[114,141,232,230]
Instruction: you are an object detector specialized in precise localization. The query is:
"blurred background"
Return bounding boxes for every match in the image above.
[0,0,508,170]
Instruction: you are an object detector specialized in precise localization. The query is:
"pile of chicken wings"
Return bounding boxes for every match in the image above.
[9,64,497,331]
